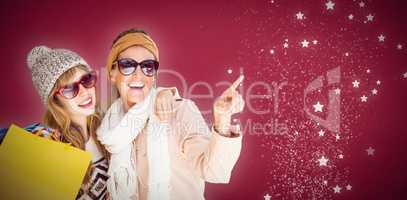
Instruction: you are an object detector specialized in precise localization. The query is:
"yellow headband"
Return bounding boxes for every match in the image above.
[106,32,159,75]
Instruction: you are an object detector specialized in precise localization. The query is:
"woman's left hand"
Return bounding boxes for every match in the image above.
[213,75,245,135]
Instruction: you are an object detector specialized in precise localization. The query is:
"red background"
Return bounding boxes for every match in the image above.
[0,0,406,199]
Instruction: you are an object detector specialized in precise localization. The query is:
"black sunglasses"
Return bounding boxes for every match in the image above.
[113,58,159,77]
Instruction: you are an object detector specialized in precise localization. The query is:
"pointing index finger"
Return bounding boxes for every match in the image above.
[230,75,244,90]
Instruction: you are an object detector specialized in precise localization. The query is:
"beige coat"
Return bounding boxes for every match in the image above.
[132,99,242,200]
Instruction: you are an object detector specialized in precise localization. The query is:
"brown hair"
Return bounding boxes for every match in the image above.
[43,65,108,184]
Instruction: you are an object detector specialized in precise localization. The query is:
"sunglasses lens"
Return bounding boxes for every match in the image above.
[140,60,159,76]
[60,84,79,99]
[81,72,97,88]
[118,59,136,75]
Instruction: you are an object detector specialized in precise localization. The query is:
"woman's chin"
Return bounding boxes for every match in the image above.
[76,107,95,116]
[127,94,145,104]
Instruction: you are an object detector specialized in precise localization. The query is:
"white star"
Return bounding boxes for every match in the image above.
[313,40,318,45]
[333,185,342,193]
[270,49,275,54]
[378,34,385,42]
[366,147,375,156]
[325,1,335,10]
[313,101,324,112]
[361,95,368,102]
[371,88,378,95]
[283,42,289,48]
[301,39,309,48]
[296,11,305,20]
[366,14,374,21]
[323,180,328,185]
[345,52,349,56]
[294,131,299,135]
[264,193,271,200]
[397,44,403,50]
[352,80,360,88]
[227,69,233,74]
[318,129,325,136]
[335,134,340,141]
[404,72,407,78]
[318,156,329,166]
[334,88,341,95]
[348,14,354,20]
[346,184,352,191]
[359,1,365,7]
[376,80,381,85]
[338,154,344,159]
[366,69,371,73]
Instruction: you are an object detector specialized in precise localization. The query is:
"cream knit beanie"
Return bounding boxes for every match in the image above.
[27,46,90,105]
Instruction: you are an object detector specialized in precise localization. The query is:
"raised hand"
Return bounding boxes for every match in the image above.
[155,88,178,122]
[213,75,245,135]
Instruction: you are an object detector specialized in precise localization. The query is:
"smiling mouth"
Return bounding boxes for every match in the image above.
[128,82,145,90]
[79,97,93,108]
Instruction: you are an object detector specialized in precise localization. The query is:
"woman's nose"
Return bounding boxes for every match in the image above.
[129,67,145,80]
[77,84,90,98]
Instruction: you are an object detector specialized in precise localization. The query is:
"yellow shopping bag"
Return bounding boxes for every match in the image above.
[0,124,91,200]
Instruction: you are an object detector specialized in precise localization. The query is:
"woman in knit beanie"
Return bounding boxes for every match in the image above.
[26,46,110,199]
[9,45,178,200]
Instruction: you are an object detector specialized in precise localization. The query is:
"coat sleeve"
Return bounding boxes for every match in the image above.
[0,123,61,144]
[178,99,243,183]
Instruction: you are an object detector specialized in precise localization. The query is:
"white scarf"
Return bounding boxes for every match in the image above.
[97,88,171,200]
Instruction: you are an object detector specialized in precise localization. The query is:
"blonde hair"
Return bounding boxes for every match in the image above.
[43,65,108,184]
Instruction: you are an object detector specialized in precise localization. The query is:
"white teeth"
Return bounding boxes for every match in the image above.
[129,82,145,88]
[80,98,92,106]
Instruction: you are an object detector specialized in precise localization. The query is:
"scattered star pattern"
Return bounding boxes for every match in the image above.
[230,0,406,199]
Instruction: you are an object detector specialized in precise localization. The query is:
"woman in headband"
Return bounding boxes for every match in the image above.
[97,28,245,200]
